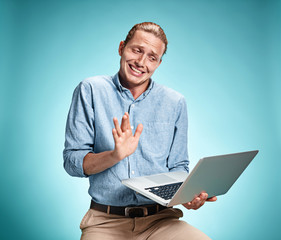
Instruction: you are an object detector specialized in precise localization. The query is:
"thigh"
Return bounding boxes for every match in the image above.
[141,208,212,240]
[148,219,212,240]
[80,209,133,240]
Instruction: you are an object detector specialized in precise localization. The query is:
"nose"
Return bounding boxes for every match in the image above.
[135,54,145,67]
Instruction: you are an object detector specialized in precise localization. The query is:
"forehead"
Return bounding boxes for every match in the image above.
[126,30,165,56]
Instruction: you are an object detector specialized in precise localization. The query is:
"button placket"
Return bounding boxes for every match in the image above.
[127,102,136,179]
[128,102,136,131]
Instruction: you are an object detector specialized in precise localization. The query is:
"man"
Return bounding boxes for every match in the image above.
[63,22,217,240]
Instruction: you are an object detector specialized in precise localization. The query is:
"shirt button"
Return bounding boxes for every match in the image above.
[131,104,135,108]
[132,170,135,174]
[131,126,134,129]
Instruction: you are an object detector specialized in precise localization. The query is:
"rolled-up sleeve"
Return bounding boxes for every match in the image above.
[167,97,189,173]
[63,81,95,178]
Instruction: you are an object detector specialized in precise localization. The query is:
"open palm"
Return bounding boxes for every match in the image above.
[112,112,143,161]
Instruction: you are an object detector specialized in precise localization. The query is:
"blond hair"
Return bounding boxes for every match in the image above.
[124,22,168,56]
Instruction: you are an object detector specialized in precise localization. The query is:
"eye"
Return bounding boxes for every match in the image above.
[132,48,141,54]
[149,55,157,62]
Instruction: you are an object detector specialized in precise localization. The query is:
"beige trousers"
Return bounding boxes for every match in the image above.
[80,208,211,240]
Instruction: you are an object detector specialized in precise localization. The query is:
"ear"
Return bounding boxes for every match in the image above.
[157,58,162,68]
[118,41,125,56]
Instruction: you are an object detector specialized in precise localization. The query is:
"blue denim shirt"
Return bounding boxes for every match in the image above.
[63,73,189,206]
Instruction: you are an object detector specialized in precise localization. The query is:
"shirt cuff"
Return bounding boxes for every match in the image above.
[63,149,93,178]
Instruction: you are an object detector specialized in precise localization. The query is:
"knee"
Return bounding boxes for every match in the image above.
[174,220,212,240]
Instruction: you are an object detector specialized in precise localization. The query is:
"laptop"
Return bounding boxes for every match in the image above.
[122,150,258,207]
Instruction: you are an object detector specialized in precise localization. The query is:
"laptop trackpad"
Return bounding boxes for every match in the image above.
[146,174,176,184]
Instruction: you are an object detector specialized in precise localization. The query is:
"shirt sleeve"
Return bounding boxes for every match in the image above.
[167,97,189,173]
[63,81,95,178]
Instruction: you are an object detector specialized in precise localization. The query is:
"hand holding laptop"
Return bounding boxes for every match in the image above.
[183,192,217,210]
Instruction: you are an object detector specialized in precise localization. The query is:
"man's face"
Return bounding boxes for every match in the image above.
[118,30,165,89]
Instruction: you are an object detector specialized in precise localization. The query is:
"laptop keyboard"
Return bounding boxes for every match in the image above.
[145,182,183,200]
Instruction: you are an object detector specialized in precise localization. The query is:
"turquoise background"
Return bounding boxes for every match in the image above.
[0,0,280,239]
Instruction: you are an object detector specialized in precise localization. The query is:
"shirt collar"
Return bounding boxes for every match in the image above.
[112,72,154,100]
[113,73,127,92]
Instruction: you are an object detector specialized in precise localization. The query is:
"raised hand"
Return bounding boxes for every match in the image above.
[112,112,143,161]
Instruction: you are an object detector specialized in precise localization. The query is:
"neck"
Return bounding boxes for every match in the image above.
[129,87,147,99]
[118,74,150,100]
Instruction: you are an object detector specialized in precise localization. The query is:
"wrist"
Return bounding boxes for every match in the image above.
[110,149,124,163]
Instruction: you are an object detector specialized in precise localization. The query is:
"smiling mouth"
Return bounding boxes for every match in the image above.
[129,64,144,75]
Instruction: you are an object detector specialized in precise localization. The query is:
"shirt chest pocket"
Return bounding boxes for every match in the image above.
[139,122,175,160]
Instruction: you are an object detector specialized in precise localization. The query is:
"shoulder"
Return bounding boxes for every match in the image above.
[80,75,114,89]
[71,75,114,102]
[153,82,186,104]
[73,75,115,96]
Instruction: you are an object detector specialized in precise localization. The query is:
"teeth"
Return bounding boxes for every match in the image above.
[131,65,142,74]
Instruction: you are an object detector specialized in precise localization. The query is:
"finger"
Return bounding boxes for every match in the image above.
[193,197,203,209]
[182,202,192,209]
[124,112,130,130]
[187,197,200,210]
[184,194,207,209]
[134,123,143,139]
[124,112,131,130]
[112,128,118,143]
[113,117,122,136]
[200,192,208,201]
[196,193,208,208]
[206,196,217,202]
[120,114,128,132]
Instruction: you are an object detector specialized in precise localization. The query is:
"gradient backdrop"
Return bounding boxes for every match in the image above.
[1,0,280,239]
